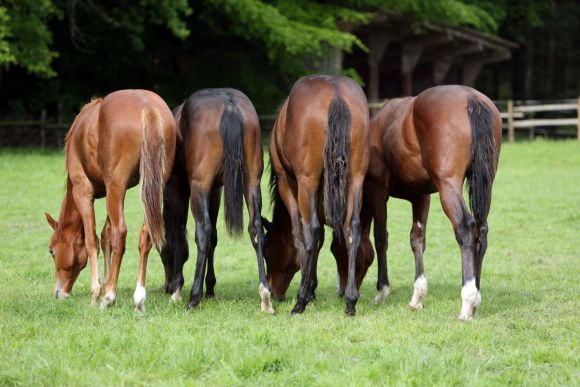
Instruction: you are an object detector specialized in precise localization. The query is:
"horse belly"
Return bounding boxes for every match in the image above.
[389,158,436,197]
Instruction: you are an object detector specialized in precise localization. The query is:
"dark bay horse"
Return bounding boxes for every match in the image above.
[352,85,502,320]
[266,75,369,315]
[160,88,272,313]
[263,186,374,301]
[45,90,176,311]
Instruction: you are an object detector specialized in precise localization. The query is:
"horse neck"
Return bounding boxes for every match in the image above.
[57,177,84,238]
[271,196,291,229]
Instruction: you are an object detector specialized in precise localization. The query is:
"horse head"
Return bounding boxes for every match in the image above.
[45,211,88,299]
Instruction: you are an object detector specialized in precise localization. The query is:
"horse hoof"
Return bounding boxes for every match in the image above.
[374,285,390,304]
[290,303,305,315]
[409,301,423,310]
[259,284,275,314]
[344,306,357,316]
[100,294,116,310]
[205,291,215,299]
[186,299,200,310]
[170,290,182,303]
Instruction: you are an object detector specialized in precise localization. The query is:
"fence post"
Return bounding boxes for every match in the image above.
[507,100,514,143]
[577,97,580,140]
[40,109,46,148]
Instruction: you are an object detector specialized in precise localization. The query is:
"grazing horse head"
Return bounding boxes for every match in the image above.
[262,201,300,301]
[45,205,87,299]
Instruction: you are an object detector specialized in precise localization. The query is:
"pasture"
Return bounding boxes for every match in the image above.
[0,140,578,385]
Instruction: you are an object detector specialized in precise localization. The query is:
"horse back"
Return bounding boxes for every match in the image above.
[96,90,175,186]
[179,88,261,182]
[275,75,368,178]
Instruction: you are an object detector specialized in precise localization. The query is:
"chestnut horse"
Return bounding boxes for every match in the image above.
[159,88,272,312]
[266,75,369,315]
[341,85,501,320]
[45,90,176,311]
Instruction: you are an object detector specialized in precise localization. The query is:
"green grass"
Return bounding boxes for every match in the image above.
[0,140,578,385]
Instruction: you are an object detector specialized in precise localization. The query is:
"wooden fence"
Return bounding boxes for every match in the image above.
[1,99,579,147]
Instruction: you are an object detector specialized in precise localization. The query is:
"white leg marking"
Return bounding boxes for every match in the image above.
[91,281,102,306]
[259,283,275,314]
[133,284,146,312]
[374,285,391,304]
[458,279,478,321]
[100,290,116,310]
[416,221,422,229]
[56,290,70,300]
[409,275,428,310]
[170,288,182,303]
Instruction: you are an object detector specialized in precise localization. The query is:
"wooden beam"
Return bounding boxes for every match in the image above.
[462,62,482,87]
[433,57,452,84]
[367,30,390,101]
[401,43,423,74]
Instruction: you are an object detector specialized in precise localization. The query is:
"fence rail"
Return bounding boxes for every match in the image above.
[1,98,579,147]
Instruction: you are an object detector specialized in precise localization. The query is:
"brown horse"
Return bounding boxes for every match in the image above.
[45,89,176,311]
[159,88,273,313]
[345,85,501,320]
[263,186,374,301]
[266,74,369,315]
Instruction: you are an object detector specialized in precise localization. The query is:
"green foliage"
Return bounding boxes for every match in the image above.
[0,0,61,77]
[0,140,579,384]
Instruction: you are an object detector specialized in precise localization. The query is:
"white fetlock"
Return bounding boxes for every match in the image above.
[91,281,102,306]
[259,283,275,314]
[100,291,116,310]
[409,275,428,310]
[170,288,182,303]
[458,279,478,321]
[374,285,391,304]
[133,285,146,312]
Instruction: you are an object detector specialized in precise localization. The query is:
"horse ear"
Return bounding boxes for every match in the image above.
[261,216,272,231]
[45,212,57,230]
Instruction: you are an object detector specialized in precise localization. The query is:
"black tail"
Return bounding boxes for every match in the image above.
[323,96,351,236]
[466,98,498,225]
[220,102,245,236]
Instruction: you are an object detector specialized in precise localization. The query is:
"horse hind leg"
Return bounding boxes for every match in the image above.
[437,181,480,321]
[187,186,212,310]
[409,195,430,310]
[204,185,221,299]
[133,223,152,312]
[344,181,363,316]
[291,178,321,315]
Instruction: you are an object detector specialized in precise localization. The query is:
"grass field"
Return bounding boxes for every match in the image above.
[0,140,578,385]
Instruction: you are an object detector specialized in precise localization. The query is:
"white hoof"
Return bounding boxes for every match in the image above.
[133,285,146,312]
[259,283,275,314]
[55,290,70,300]
[374,285,390,304]
[170,288,182,303]
[100,291,116,310]
[458,279,478,321]
[409,275,428,311]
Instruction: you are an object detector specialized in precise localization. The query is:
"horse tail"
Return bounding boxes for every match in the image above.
[219,101,245,236]
[323,94,351,236]
[140,108,167,249]
[466,98,498,226]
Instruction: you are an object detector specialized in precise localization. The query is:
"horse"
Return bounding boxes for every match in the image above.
[349,84,502,321]
[159,88,273,313]
[45,89,176,311]
[266,74,370,315]
[262,185,374,301]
